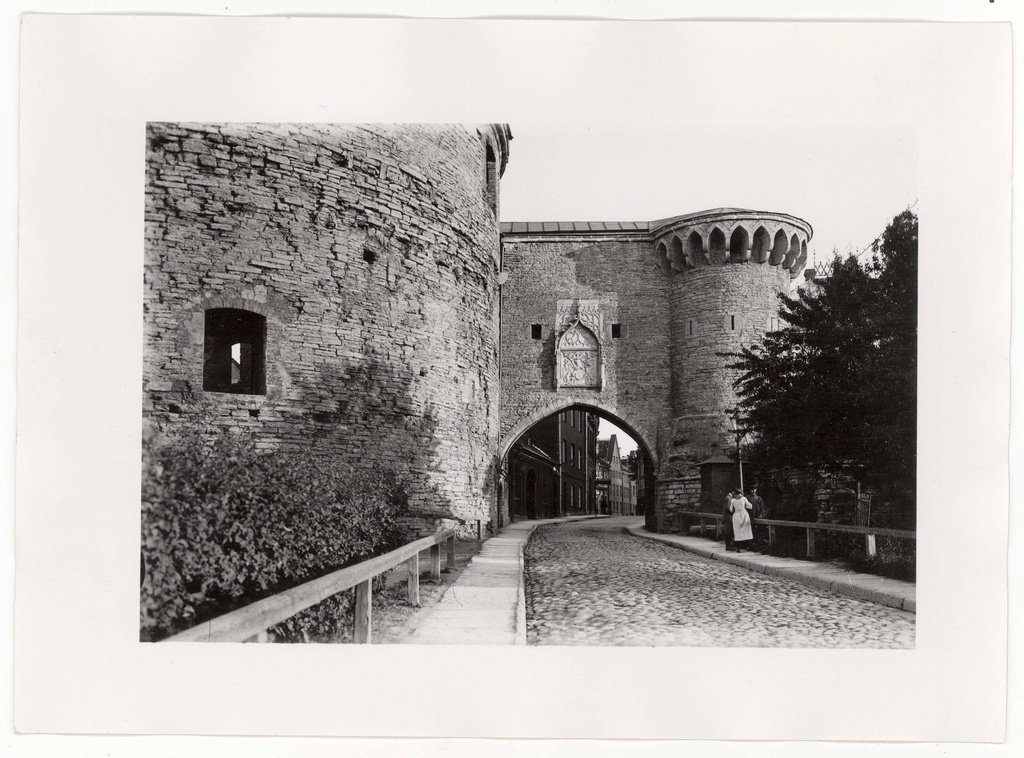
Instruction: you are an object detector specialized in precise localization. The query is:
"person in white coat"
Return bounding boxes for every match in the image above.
[728,489,754,551]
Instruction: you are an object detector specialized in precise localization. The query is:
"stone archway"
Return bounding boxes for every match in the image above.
[498,401,658,524]
[499,399,658,471]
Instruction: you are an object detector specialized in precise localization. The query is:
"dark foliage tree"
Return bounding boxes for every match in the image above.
[727,210,917,518]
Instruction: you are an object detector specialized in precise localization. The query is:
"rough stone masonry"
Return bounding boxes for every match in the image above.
[143,123,811,535]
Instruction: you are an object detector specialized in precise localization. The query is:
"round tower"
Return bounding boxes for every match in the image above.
[651,209,811,524]
[144,123,511,536]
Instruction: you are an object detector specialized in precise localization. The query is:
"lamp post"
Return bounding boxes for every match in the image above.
[728,410,748,494]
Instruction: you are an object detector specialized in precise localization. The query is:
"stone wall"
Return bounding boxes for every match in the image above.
[144,123,508,536]
[498,234,672,464]
[499,214,807,533]
[649,476,702,532]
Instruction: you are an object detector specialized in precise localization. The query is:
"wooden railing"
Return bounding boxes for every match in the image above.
[675,511,915,560]
[164,529,456,644]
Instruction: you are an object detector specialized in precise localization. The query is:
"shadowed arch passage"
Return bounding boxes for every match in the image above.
[499,400,657,471]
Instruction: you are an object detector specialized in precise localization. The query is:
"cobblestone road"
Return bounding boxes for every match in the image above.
[524,518,915,648]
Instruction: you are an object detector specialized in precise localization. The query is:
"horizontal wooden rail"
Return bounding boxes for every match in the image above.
[165,529,456,644]
[753,518,915,540]
[674,510,914,560]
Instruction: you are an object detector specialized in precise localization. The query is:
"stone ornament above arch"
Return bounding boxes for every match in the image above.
[556,321,601,389]
[554,299,603,390]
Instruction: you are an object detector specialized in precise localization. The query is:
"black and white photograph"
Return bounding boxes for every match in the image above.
[11,7,1015,753]
[140,121,917,651]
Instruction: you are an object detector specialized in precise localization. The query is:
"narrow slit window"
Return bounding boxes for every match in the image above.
[484,143,498,213]
[730,315,736,330]
[204,308,266,394]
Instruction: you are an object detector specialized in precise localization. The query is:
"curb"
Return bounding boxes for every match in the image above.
[626,524,915,614]
[514,526,533,646]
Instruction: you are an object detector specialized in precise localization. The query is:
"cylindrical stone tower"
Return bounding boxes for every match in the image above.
[144,123,512,536]
[650,209,811,530]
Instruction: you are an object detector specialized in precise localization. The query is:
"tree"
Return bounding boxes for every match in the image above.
[727,210,917,516]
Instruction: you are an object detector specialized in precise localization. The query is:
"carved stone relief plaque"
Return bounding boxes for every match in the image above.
[555,302,603,390]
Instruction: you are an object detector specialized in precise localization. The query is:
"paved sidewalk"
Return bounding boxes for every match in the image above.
[394,515,606,645]
[626,521,915,613]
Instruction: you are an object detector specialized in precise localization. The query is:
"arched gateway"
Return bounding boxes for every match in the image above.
[499,401,657,523]
[499,209,811,531]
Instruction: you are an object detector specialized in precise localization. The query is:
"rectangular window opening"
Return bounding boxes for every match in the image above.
[531,324,542,339]
[204,308,266,395]
[611,323,622,339]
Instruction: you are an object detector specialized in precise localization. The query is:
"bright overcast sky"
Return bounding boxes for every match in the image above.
[598,418,638,456]
[500,124,917,269]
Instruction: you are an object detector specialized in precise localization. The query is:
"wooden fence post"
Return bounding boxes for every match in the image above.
[768,524,776,548]
[716,517,722,540]
[446,535,456,573]
[406,553,420,606]
[430,543,442,583]
[806,528,816,559]
[865,533,877,559]
[354,579,372,643]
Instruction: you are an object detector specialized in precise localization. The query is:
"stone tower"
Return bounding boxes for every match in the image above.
[650,210,811,524]
[144,123,512,536]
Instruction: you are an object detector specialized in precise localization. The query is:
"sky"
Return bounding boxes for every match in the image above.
[500,124,918,269]
[598,418,637,456]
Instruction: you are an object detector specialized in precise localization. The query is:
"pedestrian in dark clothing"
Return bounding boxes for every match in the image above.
[748,487,765,547]
[721,492,735,551]
[749,487,765,519]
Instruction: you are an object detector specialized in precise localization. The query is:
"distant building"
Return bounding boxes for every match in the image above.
[596,434,637,516]
[507,409,599,520]
[507,436,559,520]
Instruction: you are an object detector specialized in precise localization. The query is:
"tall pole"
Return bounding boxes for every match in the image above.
[737,429,744,494]
[730,410,745,494]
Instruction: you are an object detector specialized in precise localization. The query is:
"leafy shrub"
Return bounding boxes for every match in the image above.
[140,432,410,641]
[758,473,818,522]
[847,535,916,582]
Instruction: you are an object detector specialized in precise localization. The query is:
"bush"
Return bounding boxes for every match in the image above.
[758,473,818,522]
[140,432,410,641]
